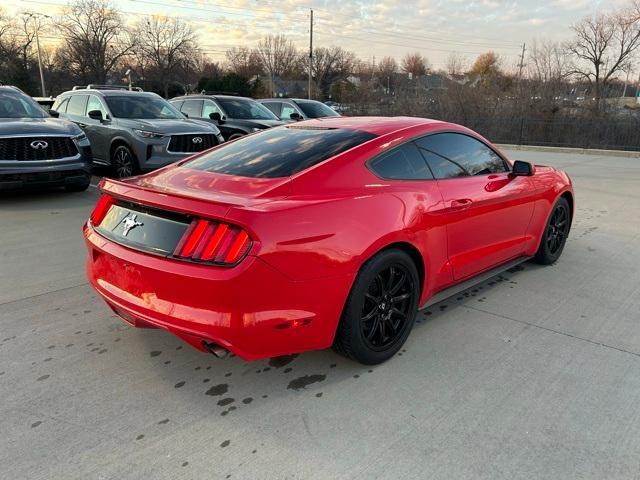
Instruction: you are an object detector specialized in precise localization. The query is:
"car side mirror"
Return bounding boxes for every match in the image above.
[49,109,59,118]
[210,112,226,124]
[87,109,103,121]
[512,160,535,176]
[289,112,302,121]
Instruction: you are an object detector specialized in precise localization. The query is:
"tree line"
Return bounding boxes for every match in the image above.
[1,0,639,121]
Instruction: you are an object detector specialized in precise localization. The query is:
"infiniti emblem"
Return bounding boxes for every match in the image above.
[30,140,48,150]
[192,136,203,144]
[121,214,143,236]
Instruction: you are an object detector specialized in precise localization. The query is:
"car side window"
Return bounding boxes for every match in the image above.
[202,100,222,118]
[280,103,298,120]
[86,95,108,118]
[368,143,434,180]
[261,102,281,117]
[66,95,88,116]
[415,133,508,179]
[52,97,69,113]
[181,99,204,118]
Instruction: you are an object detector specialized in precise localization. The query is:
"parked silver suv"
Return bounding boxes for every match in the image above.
[52,86,224,177]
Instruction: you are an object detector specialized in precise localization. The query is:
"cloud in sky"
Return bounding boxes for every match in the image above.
[8,0,623,68]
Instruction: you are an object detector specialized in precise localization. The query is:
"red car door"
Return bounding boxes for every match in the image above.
[415,133,534,280]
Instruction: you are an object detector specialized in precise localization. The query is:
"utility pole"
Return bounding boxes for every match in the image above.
[308,9,313,99]
[26,13,49,97]
[517,43,526,81]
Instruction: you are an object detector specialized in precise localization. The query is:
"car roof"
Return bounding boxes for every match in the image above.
[292,116,450,136]
[62,89,158,97]
[172,94,253,101]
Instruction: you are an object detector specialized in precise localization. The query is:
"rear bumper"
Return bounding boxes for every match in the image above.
[84,224,354,360]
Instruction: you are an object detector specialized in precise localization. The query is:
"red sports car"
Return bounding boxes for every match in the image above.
[84,117,573,364]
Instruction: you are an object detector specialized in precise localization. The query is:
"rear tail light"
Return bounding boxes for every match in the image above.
[174,218,252,266]
[90,194,114,226]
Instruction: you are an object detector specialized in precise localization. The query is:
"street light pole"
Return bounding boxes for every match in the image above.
[26,13,48,97]
[308,9,313,100]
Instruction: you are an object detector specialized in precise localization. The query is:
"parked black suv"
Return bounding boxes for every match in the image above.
[0,86,92,191]
[170,94,283,141]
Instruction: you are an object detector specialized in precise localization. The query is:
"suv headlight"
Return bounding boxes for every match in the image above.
[133,129,164,139]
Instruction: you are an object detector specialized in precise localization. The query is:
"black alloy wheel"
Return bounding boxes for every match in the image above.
[533,196,571,265]
[334,249,420,365]
[112,145,136,178]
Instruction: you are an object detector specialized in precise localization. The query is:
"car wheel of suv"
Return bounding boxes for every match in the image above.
[112,144,137,178]
[533,196,571,265]
[333,249,419,365]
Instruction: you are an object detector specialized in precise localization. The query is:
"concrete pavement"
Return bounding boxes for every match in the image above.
[1,149,639,480]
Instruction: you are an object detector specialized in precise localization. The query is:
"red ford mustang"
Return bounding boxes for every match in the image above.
[84,117,573,364]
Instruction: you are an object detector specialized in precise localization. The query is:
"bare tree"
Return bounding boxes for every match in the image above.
[225,46,262,79]
[255,34,301,96]
[445,52,467,77]
[58,0,134,84]
[378,56,397,93]
[566,4,640,110]
[134,16,198,97]
[401,52,429,77]
[311,46,356,97]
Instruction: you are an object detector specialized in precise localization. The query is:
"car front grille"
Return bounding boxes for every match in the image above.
[168,134,218,154]
[0,137,79,161]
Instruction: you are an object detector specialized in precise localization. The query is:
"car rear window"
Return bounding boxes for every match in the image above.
[182,126,377,178]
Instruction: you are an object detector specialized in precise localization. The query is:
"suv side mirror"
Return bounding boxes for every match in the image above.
[512,160,535,176]
[49,109,59,118]
[87,110,103,121]
[210,112,225,124]
[289,112,302,121]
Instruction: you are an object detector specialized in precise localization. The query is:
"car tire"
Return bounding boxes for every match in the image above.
[333,249,420,365]
[228,133,245,141]
[533,196,571,265]
[111,144,138,179]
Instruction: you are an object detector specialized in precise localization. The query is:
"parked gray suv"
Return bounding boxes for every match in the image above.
[0,86,92,191]
[52,86,224,178]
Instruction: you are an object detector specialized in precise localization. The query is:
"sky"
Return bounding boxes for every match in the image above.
[7,0,628,71]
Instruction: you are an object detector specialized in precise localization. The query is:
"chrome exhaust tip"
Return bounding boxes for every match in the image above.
[203,341,229,359]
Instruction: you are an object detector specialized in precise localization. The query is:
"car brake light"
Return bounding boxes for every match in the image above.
[174,218,252,266]
[90,195,114,226]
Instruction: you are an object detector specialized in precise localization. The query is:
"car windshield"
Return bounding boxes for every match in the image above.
[216,97,278,120]
[0,91,47,118]
[183,126,376,178]
[104,95,184,119]
[296,100,340,118]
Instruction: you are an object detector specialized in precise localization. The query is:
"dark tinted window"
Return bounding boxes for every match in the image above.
[415,133,508,179]
[369,143,433,180]
[261,102,281,117]
[295,100,339,118]
[216,97,278,120]
[181,99,203,118]
[66,95,88,116]
[184,126,376,178]
[105,95,182,119]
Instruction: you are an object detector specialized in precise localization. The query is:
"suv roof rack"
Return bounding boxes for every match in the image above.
[72,85,143,92]
[200,90,241,96]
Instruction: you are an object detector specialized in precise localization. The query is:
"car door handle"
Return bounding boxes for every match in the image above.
[450,199,473,210]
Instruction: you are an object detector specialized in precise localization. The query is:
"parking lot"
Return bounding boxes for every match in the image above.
[1,148,639,480]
